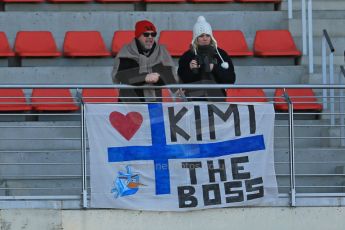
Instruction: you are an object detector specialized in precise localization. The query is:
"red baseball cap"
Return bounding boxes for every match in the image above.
[135,20,157,38]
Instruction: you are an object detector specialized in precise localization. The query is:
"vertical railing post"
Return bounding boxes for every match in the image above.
[301,0,307,55]
[340,67,345,146]
[339,80,345,147]
[81,102,88,208]
[322,30,335,124]
[284,89,296,206]
[308,0,314,73]
[322,36,328,109]
[330,53,335,126]
[288,0,293,19]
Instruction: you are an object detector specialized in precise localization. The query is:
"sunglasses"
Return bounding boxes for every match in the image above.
[143,32,157,38]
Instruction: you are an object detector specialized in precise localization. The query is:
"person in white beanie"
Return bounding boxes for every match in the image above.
[178,16,236,101]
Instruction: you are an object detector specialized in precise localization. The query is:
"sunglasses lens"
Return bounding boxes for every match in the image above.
[143,32,157,37]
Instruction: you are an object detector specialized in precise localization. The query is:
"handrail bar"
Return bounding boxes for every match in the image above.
[323,30,335,53]
[1,84,345,90]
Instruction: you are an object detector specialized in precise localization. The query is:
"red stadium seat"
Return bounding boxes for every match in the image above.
[161,89,184,103]
[189,0,233,2]
[161,89,173,102]
[14,31,61,57]
[274,88,323,111]
[31,89,79,111]
[48,0,92,3]
[82,89,119,103]
[235,0,280,2]
[158,31,192,57]
[214,30,253,57]
[111,31,135,56]
[226,89,268,102]
[63,31,111,57]
[3,0,44,2]
[253,30,301,57]
[0,89,32,111]
[0,32,15,57]
[161,89,179,102]
[144,0,185,2]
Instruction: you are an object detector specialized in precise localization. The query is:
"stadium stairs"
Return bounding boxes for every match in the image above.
[0,0,344,211]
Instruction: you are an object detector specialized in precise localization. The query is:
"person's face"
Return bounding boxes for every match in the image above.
[137,30,157,50]
[197,33,211,46]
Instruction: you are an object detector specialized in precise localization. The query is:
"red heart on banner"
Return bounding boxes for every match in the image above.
[109,111,143,141]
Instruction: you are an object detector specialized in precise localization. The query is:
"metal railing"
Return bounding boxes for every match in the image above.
[0,84,345,208]
[288,0,314,73]
[322,30,335,125]
[340,65,345,146]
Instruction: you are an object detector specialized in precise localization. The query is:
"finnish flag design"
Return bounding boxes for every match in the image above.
[86,102,278,211]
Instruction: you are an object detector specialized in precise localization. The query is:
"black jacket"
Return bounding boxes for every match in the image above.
[115,40,175,102]
[178,48,236,101]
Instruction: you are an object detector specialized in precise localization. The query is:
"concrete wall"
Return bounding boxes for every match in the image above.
[0,207,344,230]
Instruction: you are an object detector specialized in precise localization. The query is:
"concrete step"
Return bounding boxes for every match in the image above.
[0,148,86,196]
[0,163,82,179]
[0,121,82,151]
[294,36,345,56]
[0,11,287,49]
[306,69,344,84]
[146,2,278,11]
[0,65,307,85]
[277,176,345,193]
[4,2,279,12]
[1,147,344,196]
[281,0,345,11]
[286,10,345,20]
[0,116,337,152]
[301,56,345,65]
[289,19,345,37]
[274,119,335,148]
[0,179,83,196]
[275,147,345,193]
[4,3,136,12]
[16,56,297,67]
[0,121,81,139]
[275,147,345,168]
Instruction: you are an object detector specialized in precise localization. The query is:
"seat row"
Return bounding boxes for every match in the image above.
[0,30,301,59]
[1,0,281,3]
[0,88,322,112]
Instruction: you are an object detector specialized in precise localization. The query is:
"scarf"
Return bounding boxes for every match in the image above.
[112,39,175,83]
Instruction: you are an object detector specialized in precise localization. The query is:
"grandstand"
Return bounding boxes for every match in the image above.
[0,0,345,229]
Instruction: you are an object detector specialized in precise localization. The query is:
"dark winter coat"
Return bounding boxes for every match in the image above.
[112,39,176,102]
[177,47,236,101]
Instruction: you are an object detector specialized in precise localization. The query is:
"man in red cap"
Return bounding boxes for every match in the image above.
[112,20,177,102]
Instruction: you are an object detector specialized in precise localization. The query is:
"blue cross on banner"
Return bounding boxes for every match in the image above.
[108,104,266,195]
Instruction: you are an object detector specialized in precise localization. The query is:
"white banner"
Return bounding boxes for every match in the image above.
[86,102,278,211]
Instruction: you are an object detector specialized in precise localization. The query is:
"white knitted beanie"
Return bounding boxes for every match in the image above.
[193,16,217,44]
[192,16,229,69]
[193,16,213,38]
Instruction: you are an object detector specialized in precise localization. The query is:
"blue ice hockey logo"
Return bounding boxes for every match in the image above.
[111,165,145,198]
